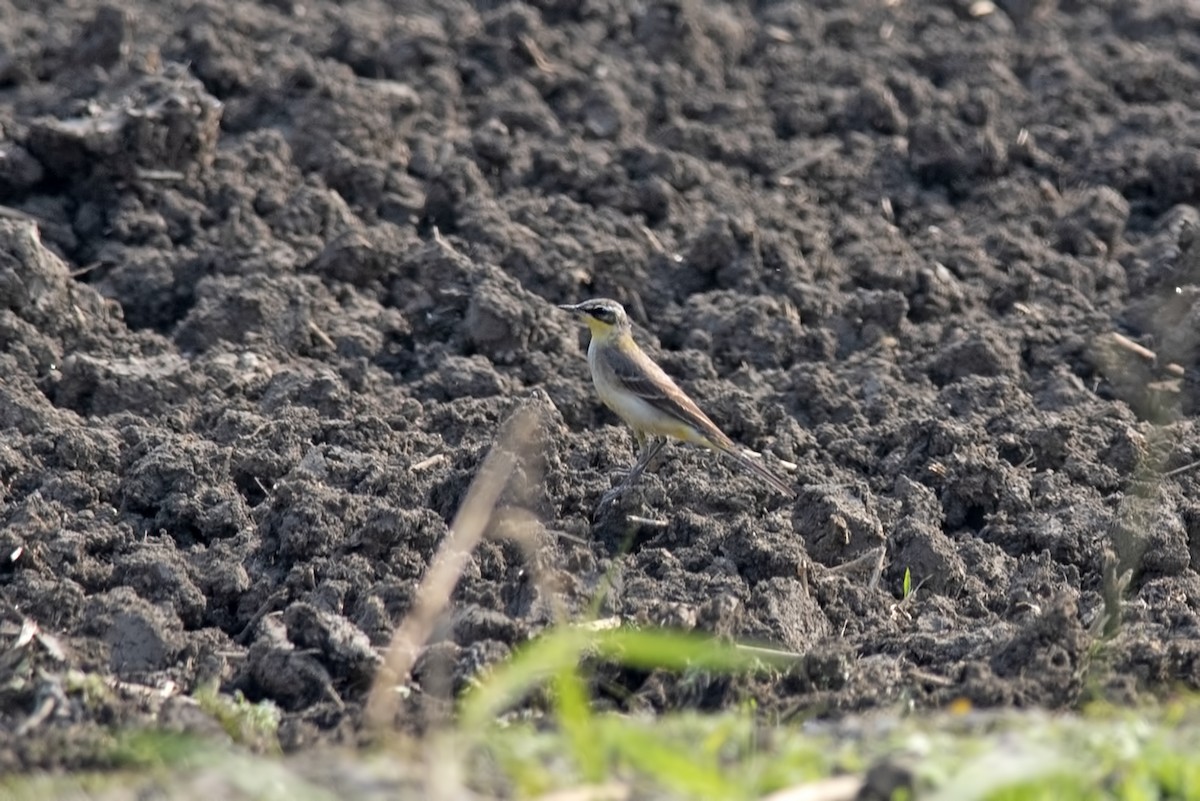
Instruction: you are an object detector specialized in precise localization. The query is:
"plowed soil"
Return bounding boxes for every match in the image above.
[3,0,1200,770]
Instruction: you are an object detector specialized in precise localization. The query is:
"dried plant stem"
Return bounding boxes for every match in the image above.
[365,406,539,732]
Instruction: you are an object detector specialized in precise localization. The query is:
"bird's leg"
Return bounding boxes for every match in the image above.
[609,429,643,478]
[624,435,665,488]
[600,435,666,507]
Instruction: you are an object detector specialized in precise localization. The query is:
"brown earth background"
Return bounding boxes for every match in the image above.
[3,0,1200,771]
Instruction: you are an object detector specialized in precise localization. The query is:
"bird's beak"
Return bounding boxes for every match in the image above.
[558,303,581,314]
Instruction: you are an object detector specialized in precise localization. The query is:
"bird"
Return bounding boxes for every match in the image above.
[559,298,795,504]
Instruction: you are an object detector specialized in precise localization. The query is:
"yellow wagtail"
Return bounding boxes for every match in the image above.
[559,298,795,502]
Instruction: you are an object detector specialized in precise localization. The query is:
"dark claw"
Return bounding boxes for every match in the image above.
[595,436,666,513]
[598,485,628,507]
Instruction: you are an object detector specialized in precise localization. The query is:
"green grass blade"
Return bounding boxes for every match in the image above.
[460,626,590,730]
[554,661,604,782]
[602,720,745,800]
[592,627,794,673]
[462,625,792,732]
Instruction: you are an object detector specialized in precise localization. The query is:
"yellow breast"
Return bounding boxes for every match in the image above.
[586,338,703,442]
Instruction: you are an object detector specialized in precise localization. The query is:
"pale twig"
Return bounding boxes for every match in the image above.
[773,141,840,185]
[479,393,577,631]
[106,675,180,700]
[1106,331,1156,362]
[70,261,101,278]
[1164,458,1200,479]
[365,405,539,731]
[555,529,591,546]
[734,643,805,661]
[234,589,288,644]
[411,453,448,472]
[825,546,886,578]
[867,547,887,592]
[518,34,555,73]
[638,224,666,254]
[575,617,622,632]
[760,775,863,801]
[134,168,186,182]
[307,320,336,350]
[625,515,668,528]
[1103,332,1185,377]
[532,783,631,801]
[908,667,954,687]
[430,226,471,266]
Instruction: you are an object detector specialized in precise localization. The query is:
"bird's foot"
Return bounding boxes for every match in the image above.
[598,482,630,509]
[596,445,661,514]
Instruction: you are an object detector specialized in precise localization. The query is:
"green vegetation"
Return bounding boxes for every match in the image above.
[6,625,1200,800]
[193,682,282,753]
[453,624,1200,800]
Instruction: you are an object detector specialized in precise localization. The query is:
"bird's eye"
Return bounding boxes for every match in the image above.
[592,308,614,323]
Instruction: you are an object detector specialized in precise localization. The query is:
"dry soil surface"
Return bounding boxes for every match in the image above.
[3,0,1200,771]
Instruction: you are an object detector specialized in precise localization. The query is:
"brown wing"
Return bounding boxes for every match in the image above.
[606,340,796,497]
[604,342,735,449]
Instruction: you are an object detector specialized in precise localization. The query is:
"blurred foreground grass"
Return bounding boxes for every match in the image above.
[5,622,1200,801]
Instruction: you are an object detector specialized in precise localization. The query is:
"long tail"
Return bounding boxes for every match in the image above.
[719,445,796,498]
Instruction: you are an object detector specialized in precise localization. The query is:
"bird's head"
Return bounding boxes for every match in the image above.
[558,298,631,340]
